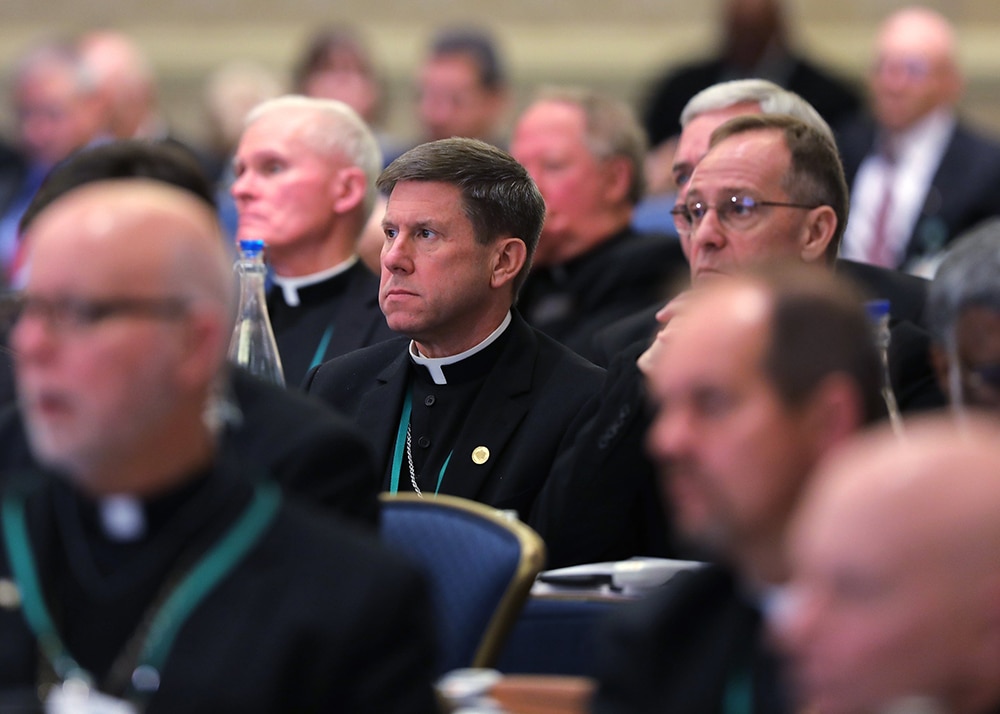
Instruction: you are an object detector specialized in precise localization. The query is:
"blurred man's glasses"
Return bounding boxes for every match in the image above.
[872,57,933,82]
[670,193,820,235]
[0,293,189,333]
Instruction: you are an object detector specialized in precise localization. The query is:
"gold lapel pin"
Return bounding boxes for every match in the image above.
[472,446,490,465]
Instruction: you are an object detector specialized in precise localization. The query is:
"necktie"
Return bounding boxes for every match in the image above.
[867,148,897,268]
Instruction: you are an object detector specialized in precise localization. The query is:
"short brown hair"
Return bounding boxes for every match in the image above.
[749,261,884,424]
[378,137,546,295]
[710,114,849,264]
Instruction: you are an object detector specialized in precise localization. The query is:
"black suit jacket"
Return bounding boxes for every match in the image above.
[593,565,791,714]
[0,369,381,529]
[0,450,437,713]
[838,117,1000,268]
[517,228,687,363]
[304,312,605,517]
[594,259,930,364]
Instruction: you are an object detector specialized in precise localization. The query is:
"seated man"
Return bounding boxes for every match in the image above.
[775,415,1000,714]
[305,138,604,517]
[511,87,686,363]
[0,139,380,528]
[591,262,885,714]
[232,95,396,386]
[926,217,1000,412]
[0,180,437,712]
[531,112,942,569]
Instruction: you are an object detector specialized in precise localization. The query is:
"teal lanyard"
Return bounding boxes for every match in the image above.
[389,387,451,496]
[723,660,754,714]
[308,323,335,371]
[1,481,281,694]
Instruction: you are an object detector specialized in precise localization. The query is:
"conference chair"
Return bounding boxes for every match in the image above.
[378,492,546,674]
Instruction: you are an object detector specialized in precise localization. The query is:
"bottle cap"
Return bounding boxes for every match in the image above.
[865,298,891,321]
[238,238,265,258]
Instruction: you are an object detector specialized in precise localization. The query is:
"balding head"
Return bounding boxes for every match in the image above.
[13,180,235,495]
[777,415,1000,714]
[78,31,157,139]
[871,7,962,133]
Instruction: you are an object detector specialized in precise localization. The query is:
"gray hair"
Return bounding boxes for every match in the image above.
[680,79,834,144]
[533,86,648,204]
[245,95,383,219]
[927,219,1000,344]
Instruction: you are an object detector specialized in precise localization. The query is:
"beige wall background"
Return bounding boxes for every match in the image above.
[3,0,1000,148]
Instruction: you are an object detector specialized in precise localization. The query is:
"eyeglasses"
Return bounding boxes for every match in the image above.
[0,293,190,333]
[670,193,821,235]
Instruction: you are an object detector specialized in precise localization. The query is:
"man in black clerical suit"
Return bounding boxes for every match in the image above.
[0,180,437,712]
[305,138,604,518]
[592,263,884,714]
[531,88,943,570]
[232,95,396,386]
[0,139,381,528]
[837,7,1000,275]
[509,88,687,363]
[776,417,1000,714]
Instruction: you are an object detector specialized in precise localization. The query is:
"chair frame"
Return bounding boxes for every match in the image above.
[379,492,547,669]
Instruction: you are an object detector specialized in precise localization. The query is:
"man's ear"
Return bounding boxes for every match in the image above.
[330,166,368,215]
[602,155,633,205]
[799,205,837,264]
[174,309,229,391]
[490,237,527,290]
[800,372,865,454]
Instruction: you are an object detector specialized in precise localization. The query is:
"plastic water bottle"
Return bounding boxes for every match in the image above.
[865,299,904,436]
[228,239,285,386]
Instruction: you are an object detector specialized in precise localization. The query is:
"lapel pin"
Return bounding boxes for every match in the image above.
[471,446,490,465]
[0,578,21,609]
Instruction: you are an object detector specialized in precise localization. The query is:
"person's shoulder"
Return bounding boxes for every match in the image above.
[267,495,422,590]
[524,321,605,378]
[230,369,360,437]
[835,259,929,327]
[306,337,410,388]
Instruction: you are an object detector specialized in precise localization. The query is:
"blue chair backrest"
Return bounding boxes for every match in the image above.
[379,494,539,674]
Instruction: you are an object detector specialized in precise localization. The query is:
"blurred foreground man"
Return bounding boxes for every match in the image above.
[592,263,884,714]
[776,415,1000,714]
[0,180,436,713]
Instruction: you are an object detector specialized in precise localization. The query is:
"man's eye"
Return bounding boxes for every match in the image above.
[384,228,397,240]
[729,196,757,217]
[418,229,436,239]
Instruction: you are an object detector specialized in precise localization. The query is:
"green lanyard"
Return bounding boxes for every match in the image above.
[723,657,754,714]
[1,481,281,696]
[389,387,451,496]
[308,323,335,371]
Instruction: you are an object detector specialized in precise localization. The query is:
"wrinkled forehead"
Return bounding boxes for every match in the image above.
[688,129,790,197]
[877,13,956,66]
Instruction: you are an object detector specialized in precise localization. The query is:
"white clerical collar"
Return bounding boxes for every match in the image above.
[409,311,512,385]
[272,255,359,307]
